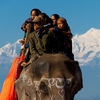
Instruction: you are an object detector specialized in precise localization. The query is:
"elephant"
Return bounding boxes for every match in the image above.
[15,54,83,100]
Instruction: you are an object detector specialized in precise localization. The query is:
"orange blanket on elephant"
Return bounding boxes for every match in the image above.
[0,54,24,100]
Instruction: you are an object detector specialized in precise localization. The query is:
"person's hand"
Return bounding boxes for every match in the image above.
[21,59,32,67]
[21,61,27,66]
[38,55,41,58]
[49,27,55,31]
[19,39,25,44]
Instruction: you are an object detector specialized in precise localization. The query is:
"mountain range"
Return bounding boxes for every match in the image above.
[0,28,100,100]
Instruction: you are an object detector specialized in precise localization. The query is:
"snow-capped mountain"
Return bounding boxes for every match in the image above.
[73,28,100,66]
[0,39,21,65]
[0,28,100,100]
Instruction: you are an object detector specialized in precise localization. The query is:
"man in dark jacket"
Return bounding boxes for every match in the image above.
[28,16,55,62]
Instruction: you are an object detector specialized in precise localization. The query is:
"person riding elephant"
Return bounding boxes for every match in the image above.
[25,8,42,48]
[51,13,60,28]
[29,16,56,61]
[21,16,56,66]
[55,17,74,60]
[21,9,42,66]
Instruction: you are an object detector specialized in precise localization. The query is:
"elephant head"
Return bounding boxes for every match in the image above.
[15,54,83,100]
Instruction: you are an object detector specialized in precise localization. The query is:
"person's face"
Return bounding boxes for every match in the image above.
[22,24,28,32]
[31,11,37,19]
[22,27,26,32]
[25,23,29,29]
[34,22,42,30]
[38,15,46,25]
[57,20,65,30]
[51,16,57,25]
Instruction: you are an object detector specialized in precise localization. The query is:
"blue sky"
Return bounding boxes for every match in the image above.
[0,0,100,47]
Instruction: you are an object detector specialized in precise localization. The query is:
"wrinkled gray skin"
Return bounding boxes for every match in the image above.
[15,54,83,100]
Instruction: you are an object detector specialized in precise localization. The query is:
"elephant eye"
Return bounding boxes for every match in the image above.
[39,82,48,94]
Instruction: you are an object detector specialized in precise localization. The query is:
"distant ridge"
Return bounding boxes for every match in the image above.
[73,28,100,66]
[0,28,100,66]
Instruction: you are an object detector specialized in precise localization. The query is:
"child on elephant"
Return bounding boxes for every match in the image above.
[55,17,74,60]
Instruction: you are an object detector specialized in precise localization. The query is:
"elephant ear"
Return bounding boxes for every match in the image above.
[64,60,80,76]
[66,60,83,99]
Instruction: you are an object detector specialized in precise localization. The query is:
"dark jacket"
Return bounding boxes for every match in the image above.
[54,28,74,60]
[29,28,55,60]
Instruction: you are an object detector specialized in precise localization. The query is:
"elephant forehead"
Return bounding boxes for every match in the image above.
[34,78,72,89]
[35,62,49,72]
